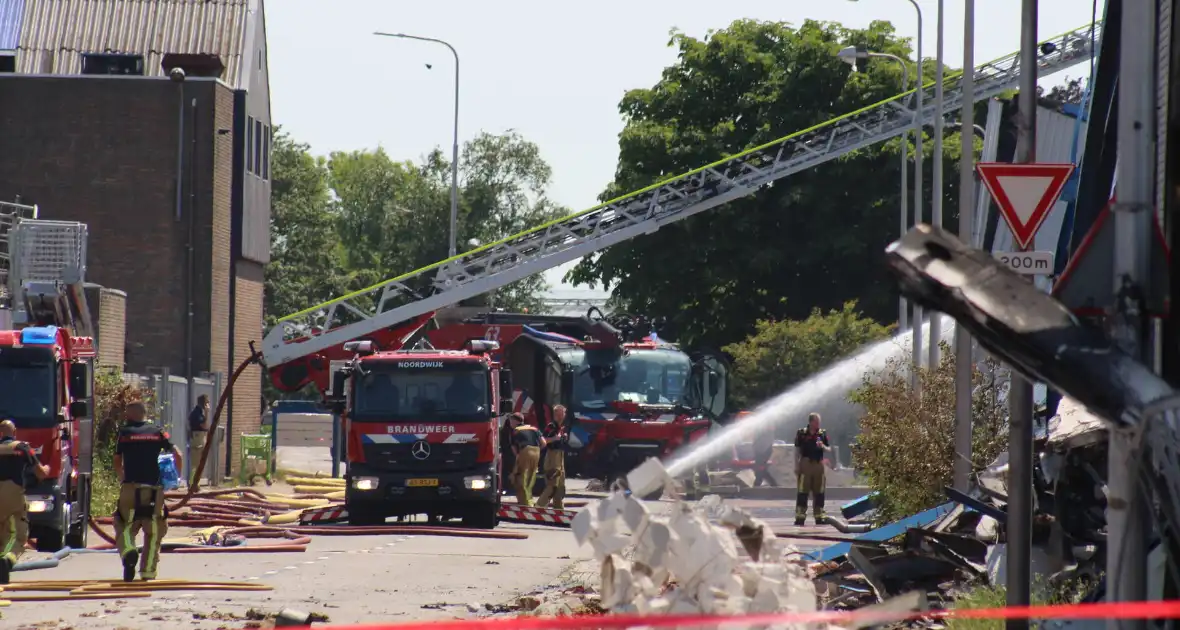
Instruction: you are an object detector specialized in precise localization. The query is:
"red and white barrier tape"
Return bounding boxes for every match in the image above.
[497,505,575,526]
[305,600,1180,630]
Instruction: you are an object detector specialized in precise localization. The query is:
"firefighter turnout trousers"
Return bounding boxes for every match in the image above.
[512,446,541,506]
[0,480,28,567]
[114,484,168,579]
[535,449,566,510]
[795,458,827,524]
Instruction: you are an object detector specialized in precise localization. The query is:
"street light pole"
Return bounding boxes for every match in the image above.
[928,0,946,369]
[848,0,924,390]
[374,31,461,259]
[836,50,910,341]
[952,0,976,493]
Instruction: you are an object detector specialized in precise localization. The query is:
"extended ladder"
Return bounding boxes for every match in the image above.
[264,23,1104,366]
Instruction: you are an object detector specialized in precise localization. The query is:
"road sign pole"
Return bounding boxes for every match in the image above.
[1008,2,1037,625]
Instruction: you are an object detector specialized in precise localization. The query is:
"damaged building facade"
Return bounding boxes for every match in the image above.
[0,0,273,476]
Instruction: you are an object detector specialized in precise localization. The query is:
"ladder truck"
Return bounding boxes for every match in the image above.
[260,24,1100,499]
[0,211,96,551]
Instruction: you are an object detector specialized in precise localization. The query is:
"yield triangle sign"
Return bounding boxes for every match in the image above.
[976,162,1075,250]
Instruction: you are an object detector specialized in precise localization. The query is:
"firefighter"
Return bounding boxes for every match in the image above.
[508,413,545,506]
[752,428,778,488]
[0,420,49,584]
[794,412,831,526]
[113,401,184,582]
[535,404,567,509]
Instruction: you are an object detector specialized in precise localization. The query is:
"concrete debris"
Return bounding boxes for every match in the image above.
[571,459,833,629]
[807,394,1110,621]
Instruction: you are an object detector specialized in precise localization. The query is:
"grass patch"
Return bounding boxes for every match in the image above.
[947,574,1101,630]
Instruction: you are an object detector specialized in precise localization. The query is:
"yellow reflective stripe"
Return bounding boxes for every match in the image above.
[0,514,15,556]
[145,517,158,574]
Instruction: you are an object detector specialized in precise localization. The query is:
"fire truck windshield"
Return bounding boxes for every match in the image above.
[351,363,490,422]
[0,349,56,426]
[568,348,690,414]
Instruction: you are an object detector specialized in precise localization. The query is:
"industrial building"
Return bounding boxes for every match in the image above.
[0,0,273,474]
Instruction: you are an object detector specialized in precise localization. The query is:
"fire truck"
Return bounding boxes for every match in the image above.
[417,310,729,495]
[326,338,511,528]
[0,215,95,551]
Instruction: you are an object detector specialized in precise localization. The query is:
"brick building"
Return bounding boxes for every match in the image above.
[0,0,274,475]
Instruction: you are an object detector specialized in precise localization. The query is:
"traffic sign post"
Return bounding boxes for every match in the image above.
[976,162,1075,252]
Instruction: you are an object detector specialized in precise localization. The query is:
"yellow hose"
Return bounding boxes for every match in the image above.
[291,485,341,494]
[265,510,305,525]
[286,477,345,487]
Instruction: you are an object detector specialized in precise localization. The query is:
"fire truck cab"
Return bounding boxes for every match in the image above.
[0,323,95,551]
[329,339,511,528]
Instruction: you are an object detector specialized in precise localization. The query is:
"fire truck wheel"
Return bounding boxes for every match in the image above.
[461,503,499,530]
[346,507,385,526]
[33,524,65,553]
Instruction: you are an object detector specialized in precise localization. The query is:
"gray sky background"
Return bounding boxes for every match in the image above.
[267,0,1101,298]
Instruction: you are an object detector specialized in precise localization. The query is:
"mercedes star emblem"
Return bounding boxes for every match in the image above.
[411,440,431,460]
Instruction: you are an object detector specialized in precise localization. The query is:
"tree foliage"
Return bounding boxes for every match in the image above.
[723,301,890,408]
[849,344,1008,522]
[570,19,976,350]
[265,128,570,333]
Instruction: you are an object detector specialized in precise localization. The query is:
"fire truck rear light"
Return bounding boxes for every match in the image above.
[26,496,53,512]
[352,477,379,491]
[464,476,490,490]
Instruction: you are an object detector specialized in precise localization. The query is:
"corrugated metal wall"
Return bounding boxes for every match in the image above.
[16,0,247,85]
[0,0,25,50]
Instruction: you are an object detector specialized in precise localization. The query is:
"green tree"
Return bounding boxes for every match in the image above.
[569,19,972,350]
[265,128,345,327]
[328,130,568,312]
[849,344,1008,522]
[723,301,891,408]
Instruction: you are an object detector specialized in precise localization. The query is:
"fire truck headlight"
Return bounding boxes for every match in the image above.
[26,496,53,513]
[464,476,490,490]
[352,477,379,491]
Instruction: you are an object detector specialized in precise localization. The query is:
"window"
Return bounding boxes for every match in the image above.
[245,117,254,174]
[81,53,144,75]
[253,119,263,175]
[262,125,270,180]
[352,364,491,422]
[0,53,14,74]
[567,348,691,415]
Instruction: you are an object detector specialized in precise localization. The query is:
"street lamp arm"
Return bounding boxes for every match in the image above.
[374,32,459,62]
[373,30,462,259]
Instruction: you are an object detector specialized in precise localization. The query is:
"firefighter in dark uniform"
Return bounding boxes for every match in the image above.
[794,412,831,526]
[508,413,545,506]
[114,402,184,582]
[0,419,49,584]
[535,405,568,510]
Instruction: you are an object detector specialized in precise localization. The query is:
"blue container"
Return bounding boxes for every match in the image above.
[158,453,180,490]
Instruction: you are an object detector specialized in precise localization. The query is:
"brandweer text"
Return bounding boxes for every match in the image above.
[386,425,456,434]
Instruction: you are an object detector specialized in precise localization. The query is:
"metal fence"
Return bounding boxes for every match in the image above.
[125,368,225,486]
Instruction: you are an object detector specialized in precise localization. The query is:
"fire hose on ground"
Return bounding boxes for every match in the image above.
[77,343,535,559]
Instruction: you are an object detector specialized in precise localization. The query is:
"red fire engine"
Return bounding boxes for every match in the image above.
[326,338,511,528]
[0,216,96,551]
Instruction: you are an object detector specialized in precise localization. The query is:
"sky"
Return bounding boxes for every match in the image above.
[267,0,1103,299]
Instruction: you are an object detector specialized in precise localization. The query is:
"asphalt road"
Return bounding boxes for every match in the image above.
[1,482,847,629]
[2,518,594,629]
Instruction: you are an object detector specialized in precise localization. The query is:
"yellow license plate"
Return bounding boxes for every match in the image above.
[406,478,439,487]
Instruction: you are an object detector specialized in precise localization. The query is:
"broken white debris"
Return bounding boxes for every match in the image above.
[575,458,831,628]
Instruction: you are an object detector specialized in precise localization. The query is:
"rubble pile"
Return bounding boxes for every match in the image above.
[570,458,830,628]
[808,395,1109,618]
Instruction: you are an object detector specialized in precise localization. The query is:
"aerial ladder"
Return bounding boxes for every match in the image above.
[262,23,1105,392]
